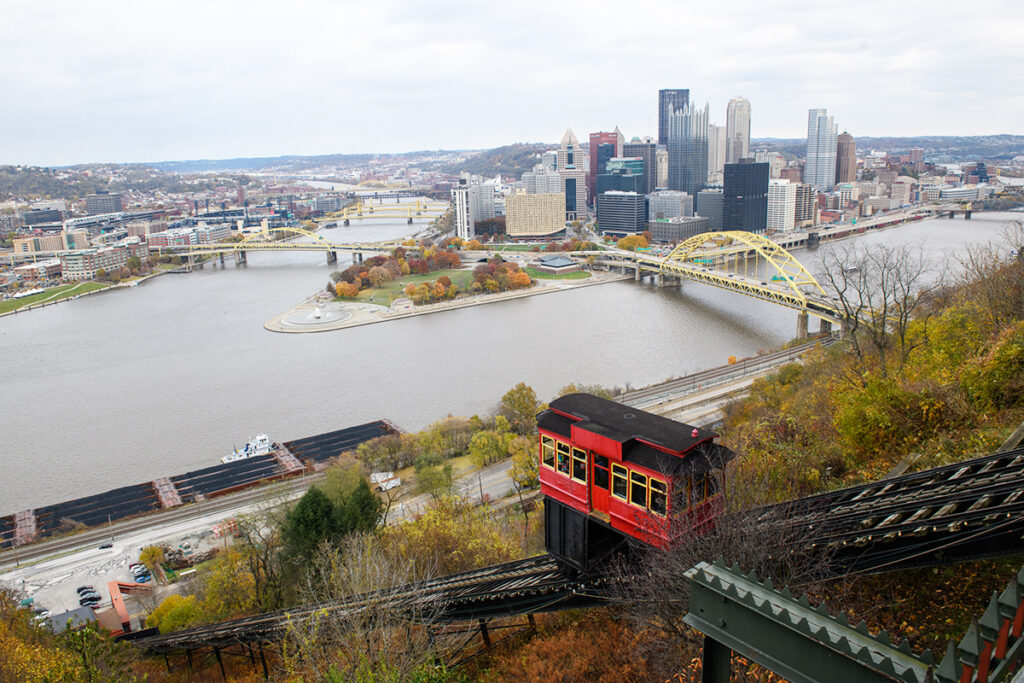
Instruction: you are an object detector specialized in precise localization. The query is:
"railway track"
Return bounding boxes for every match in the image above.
[621,337,835,409]
[137,554,612,653]
[757,446,1024,573]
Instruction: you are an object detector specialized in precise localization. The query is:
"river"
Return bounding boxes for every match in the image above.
[1,207,1020,512]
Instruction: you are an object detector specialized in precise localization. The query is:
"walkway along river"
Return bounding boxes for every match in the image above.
[0,211,1018,512]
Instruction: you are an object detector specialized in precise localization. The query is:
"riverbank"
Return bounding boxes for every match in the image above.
[264,270,629,333]
[0,267,177,319]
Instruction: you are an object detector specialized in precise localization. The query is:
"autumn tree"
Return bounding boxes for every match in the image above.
[138,545,164,573]
[557,383,617,400]
[616,234,649,251]
[499,382,541,435]
[146,594,200,633]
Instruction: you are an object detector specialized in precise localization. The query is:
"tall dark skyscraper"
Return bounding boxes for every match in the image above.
[658,89,689,146]
[836,131,857,184]
[724,159,769,233]
[623,140,657,194]
[666,102,709,197]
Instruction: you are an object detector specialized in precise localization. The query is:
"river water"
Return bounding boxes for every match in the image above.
[1,207,1020,512]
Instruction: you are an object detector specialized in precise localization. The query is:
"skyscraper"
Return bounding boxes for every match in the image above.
[725,97,751,164]
[658,89,689,145]
[805,108,838,191]
[556,129,588,221]
[623,139,657,195]
[707,124,727,185]
[588,129,623,201]
[836,131,857,184]
[666,101,709,197]
[724,159,768,233]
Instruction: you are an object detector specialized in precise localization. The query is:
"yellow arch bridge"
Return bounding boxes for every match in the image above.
[316,199,450,225]
[598,231,844,336]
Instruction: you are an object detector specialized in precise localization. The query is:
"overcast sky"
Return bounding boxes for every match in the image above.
[2,0,1022,166]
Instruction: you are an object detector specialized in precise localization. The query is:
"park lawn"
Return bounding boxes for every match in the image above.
[523,267,591,280]
[334,268,475,304]
[0,281,109,314]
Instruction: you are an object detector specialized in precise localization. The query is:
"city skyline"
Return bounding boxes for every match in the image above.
[1,0,1022,166]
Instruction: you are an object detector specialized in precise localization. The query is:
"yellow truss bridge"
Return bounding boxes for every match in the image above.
[604,231,843,329]
[316,199,450,224]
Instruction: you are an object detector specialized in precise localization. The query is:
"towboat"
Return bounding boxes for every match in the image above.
[221,434,272,463]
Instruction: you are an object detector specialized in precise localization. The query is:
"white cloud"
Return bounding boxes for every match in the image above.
[1,0,1022,164]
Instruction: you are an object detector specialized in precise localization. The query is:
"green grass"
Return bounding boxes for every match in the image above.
[523,267,591,280]
[334,268,475,304]
[0,281,109,314]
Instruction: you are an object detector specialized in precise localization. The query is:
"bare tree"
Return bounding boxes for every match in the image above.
[611,467,837,676]
[279,533,450,681]
[955,219,1024,336]
[818,242,941,374]
[233,501,290,611]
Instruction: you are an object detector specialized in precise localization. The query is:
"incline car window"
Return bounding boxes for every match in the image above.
[556,441,571,475]
[630,471,648,507]
[571,448,587,482]
[541,436,556,469]
[611,464,628,500]
[649,478,667,516]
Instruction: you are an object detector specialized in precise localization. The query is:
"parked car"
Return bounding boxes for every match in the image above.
[78,596,100,607]
[75,585,95,595]
[98,542,113,549]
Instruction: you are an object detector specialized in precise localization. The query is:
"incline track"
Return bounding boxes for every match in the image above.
[762,446,1024,573]
[137,555,612,653]
[134,446,1024,654]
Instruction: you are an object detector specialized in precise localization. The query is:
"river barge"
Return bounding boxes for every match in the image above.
[0,420,398,549]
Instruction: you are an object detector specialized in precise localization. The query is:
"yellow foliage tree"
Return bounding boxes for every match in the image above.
[383,497,517,576]
[146,594,200,633]
[616,234,649,251]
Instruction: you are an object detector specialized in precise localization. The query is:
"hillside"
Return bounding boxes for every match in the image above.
[441,142,557,179]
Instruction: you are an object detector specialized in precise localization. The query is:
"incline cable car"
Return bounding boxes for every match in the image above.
[537,393,735,573]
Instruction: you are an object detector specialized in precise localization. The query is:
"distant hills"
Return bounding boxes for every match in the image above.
[753,134,1024,160]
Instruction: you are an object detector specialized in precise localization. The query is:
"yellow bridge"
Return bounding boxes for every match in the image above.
[596,231,844,335]
[161,227,403,266]
[317,199,450,225]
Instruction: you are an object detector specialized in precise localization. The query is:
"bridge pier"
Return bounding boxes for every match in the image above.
[343,218,350,226]
[965,210,972,220]
[796,312,809,340]
[656,273,664,287]
[326,251,337,265]
[356,252,364,264]
[407,217,413,224]
[235,250,247,265]
[819,319,833,336]
[634,266,641,282]
[949,211,955,219]
[219,253,225,265]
